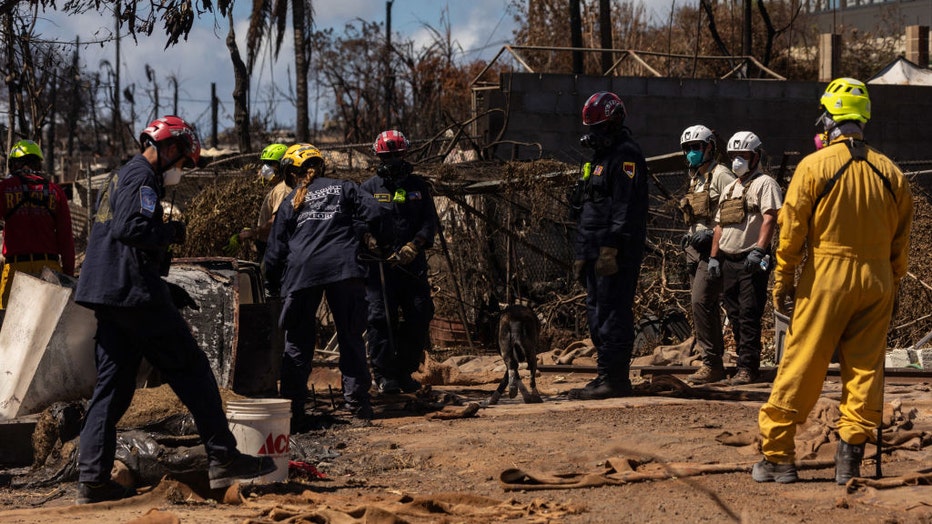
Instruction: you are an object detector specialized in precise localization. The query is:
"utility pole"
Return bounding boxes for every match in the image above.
[743,0,752,58]
[384,0,394,129]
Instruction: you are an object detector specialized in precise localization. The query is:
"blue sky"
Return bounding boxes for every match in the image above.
[35,0,674,138]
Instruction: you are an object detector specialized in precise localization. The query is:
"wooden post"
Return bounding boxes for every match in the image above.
[211,83,218,149]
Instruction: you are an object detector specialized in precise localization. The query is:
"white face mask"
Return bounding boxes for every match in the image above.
[259,164,276,180]
[163,167,184,186]
[731,156,749,178]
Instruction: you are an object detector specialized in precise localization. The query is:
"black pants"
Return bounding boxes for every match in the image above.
[365,263,435,381]
[279,278,371,414]
[78,304,238,482]
[582,249,643,386]
[721,257,770,372]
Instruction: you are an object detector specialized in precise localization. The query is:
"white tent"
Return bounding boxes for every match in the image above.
[868,56,932,86]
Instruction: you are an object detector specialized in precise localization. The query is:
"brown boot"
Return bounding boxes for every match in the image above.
[687,364,725,385]
[729,368,758,386]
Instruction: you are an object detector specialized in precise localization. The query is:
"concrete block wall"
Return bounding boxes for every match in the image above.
[483,73,932,169]
[884,348,932,368]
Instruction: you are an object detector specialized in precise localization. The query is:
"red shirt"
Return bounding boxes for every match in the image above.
[0,171,75,275]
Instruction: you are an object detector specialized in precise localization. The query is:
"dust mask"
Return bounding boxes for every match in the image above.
[163,167,184,186]
[686,150,705,168]
[731,157,749,178]
[259,164,276,180]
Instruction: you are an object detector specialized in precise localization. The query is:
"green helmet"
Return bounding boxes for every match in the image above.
[8,139,44,169]
[260,143,288,164]
[820,77,871,124]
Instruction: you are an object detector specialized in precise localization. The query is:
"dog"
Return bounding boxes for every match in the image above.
[488,304,543,404]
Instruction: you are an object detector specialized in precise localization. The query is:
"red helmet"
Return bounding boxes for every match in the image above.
[582,92,626,126]
[140,115,201,167]
[373,130,409,156]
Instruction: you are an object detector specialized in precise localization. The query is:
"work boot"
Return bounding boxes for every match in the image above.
[687,364,725,385]
[208,454,278,489]
[378,377,402,395]
[567,375,630,400]
[835,439,865,485]
[728,368,757,386]
[399,375,421,393]
[751,458,798,484]
[342,400,374,420]
[76,480,137,505]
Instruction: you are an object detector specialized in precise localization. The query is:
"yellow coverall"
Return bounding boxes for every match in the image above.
[758,136,913,463]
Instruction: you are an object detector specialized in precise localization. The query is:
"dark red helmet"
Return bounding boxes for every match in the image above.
[582,92,626,126]
[373,130,409,156]
[140,115,201,167]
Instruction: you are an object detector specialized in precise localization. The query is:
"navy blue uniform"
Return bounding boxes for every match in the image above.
[359,165,438,384]
[75,154,239,483]
[574,134,649,387]
[264,176,384,415]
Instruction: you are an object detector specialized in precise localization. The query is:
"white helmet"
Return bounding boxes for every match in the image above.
[727,131,762,154]
[680,125,715,146]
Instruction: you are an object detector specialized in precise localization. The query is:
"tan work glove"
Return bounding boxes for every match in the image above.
[772,273,795,315]
[389,241,419,265]
[362,232,380,253]
[594,247,618,277]
[573,259,586,285]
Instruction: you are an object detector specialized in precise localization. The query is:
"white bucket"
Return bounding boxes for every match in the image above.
[773,311,791,364]
[226,399,291,483]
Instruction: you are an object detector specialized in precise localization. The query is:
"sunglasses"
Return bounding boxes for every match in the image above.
[683,143,704,152]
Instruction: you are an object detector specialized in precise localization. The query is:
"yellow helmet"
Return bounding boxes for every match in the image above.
[281,143,325,176]
[820,77,870,123]
[8,139,44,170]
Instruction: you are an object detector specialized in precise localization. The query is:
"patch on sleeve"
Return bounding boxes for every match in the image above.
[374,192,392,203]
[623,162,636,179]
[139,186,158,217]
[407,191,422,200]
[593,165,604,177]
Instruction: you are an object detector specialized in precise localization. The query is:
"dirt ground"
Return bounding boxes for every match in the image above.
[1,356,932,524]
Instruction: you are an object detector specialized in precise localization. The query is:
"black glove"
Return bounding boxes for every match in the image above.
[744,247,767,273]
[680,233,691,251]
[689,229,714,254]
[168,221,186,245]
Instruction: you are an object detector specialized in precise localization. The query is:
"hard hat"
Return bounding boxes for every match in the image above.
[680,125,715,147]
[820,77,871,123]
[260,143,288,163]
[140,115,201,167]
[582,92,626,126]
[373,130,409,156]
[281,143,325,176]
[8,139,44,169]
[726,131,762,154]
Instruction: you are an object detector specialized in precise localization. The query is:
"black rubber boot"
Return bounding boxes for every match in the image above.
[834,439,865,485]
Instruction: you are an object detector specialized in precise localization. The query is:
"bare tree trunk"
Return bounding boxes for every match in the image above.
[226,12,251,153]
[67,37,79,156]
[293,0,309,142]
[5,13,16,151]
[569,0,583,74]
[598,0,612,74]
[113,10,123,152]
